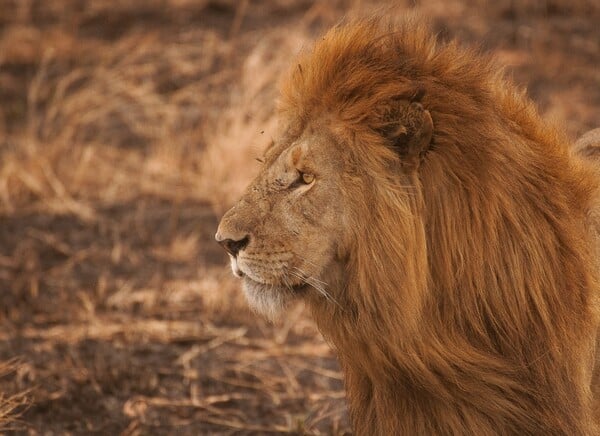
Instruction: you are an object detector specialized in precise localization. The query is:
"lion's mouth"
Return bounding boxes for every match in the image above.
[231,257,308,293]
[242,275,308,294]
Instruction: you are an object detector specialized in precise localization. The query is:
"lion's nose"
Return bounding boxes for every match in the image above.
[216,234,249,257]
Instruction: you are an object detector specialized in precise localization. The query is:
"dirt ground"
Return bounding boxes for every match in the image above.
[0,0,598,434]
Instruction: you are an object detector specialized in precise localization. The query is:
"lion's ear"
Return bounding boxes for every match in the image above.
[376,98,434,170]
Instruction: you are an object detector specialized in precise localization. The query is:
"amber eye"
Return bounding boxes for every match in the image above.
[300,172,315,184]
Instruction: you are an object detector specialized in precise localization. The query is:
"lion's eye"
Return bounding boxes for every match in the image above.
[289,171,315,190]
[300,172,315,184]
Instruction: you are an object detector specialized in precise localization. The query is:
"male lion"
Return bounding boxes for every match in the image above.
[216,17,600,434]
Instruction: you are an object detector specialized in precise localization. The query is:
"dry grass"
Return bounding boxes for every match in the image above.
[0,0,598,433]
[0,359,28,432]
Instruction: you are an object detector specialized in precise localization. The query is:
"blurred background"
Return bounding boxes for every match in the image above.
[0,0,598,434]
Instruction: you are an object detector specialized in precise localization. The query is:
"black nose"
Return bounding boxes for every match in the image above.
[218,236,249,257]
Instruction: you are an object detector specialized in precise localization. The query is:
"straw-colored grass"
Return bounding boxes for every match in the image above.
[0,0,597,432]
[0,360,28,432]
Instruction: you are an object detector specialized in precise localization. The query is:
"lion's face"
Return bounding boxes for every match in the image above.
[215,127,349,319]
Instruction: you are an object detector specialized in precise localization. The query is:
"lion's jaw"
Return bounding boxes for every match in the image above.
[223,254,294,318]
[215,130,348,320]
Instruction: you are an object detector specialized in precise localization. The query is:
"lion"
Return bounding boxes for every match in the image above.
[216,16,600,434]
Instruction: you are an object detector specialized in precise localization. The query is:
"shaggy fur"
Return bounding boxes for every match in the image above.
[217,16,600,434]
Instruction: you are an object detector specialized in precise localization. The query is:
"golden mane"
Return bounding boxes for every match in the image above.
[277,16,600,434]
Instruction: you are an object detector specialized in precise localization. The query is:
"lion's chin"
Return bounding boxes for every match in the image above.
[242,278,303,321]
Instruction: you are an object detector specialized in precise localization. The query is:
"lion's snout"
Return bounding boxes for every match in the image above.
[215,202,254,258]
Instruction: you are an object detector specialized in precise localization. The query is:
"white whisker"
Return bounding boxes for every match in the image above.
[290,266,342,309]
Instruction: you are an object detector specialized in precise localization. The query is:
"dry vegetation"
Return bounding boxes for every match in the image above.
[0,0,598,434]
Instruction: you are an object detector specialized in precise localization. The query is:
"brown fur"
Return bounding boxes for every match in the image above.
[217,16,600,434]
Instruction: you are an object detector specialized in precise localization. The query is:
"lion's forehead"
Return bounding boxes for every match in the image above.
[263,138,295,166]
[264,126,339,167]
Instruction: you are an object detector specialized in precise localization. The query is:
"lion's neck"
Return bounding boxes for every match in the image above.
[313,255,595,433]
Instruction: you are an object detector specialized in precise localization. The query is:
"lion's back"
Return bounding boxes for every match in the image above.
[574,128,600,424]
[575,128,600,160]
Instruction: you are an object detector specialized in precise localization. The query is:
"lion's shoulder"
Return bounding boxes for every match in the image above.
[575,128,600,159]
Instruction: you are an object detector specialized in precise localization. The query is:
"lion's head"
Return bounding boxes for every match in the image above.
[216,18,437,323]
[216,86,433,322]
